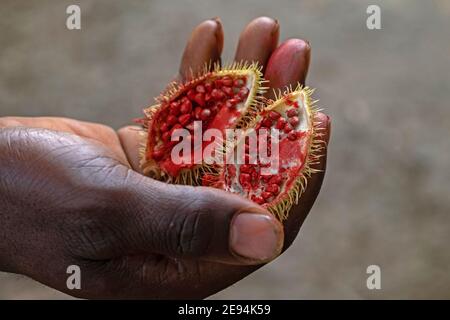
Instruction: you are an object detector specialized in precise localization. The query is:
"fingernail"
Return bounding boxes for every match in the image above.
[230,212,283,262]
[272,18,280,36]
[210,17,223,54]
[209,17,222,32]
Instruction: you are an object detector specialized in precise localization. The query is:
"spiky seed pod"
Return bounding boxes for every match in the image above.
[209,85,324,221]
[138,62,324,221]
[139,62,266,184]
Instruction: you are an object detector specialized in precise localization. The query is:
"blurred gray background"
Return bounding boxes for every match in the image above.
[1,0,450,299]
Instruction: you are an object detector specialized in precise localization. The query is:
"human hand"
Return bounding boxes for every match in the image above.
[119,16,331,249]
[0,17,330,299]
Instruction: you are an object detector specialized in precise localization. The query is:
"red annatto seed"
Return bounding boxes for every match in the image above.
[234,78,245,87]
[287,109,298,117]
[242,182,251,190]
[262,117,273,127]
[169,109,180,118]
[152,149,164,160]
[160,123,169,132]
[196,85,206,93]
[286,99,294,106]
[194,106,202,119]
[239,172,251,185]
[167,115,178,126]
[296,131,305,139]
[269,111,281,120]
[221,76,233,86]
[159,108,169,120]
[240,164,252,173]
[210,105,219,115]
[169,101,180,115]
[233,94,243,102]
[289,116,299,126]
[239,87,249,98]
[262,191,273,200]
[252,196,265,205]
[228,165,237,177]
[229,98,240,106]
[194,93,205,106]
[275,118,286,130]
[211,89,224,100]
[284,123,293,133]
[269,175,283,185]
[179,114,191,126]
[171,123,183,132]
[287,131,298,141]
[180,100,192,114]
[223,86,233,96]
[187,89,196,100]
[200,109,211,121]
[266,184,280,195]
[204,82,213,92]
[162,131,171,142]
[225,100,236,108]
[169,108,180,116]
[214,79,223,88]
[205,93,211,101]
[251,171,258,181]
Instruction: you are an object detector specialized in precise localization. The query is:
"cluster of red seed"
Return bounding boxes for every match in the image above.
[251,173,286,205]
[235,136,286,205]
[238,162,286,205]
[152,75,250,160]
[256,100,303,141]
[232,98,306,205]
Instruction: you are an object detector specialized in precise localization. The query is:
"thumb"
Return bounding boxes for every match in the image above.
[112,171,284,265]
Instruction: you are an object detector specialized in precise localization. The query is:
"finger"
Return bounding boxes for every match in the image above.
[264,38,311,98]
[117,125,143,172]
[234,16,279,71]
[102,173,284,266]
[283,112,331,248]
[179,18,224,81]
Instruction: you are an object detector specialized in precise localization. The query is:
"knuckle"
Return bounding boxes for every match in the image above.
[166,194,215,257]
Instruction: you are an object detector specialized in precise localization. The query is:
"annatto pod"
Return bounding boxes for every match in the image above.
[140,62,265,184]
[204,85,323,221]
[139,63,323,221]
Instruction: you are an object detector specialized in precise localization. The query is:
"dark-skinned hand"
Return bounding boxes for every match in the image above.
[0,17,330,299]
